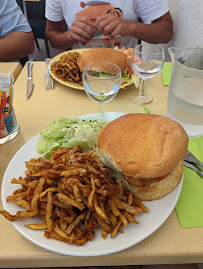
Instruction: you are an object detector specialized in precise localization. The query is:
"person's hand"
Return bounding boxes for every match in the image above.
[69,16,96,45]
[95,14,130,37]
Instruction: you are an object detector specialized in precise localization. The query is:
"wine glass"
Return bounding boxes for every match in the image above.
[129,44,165,104]
[83,61,121,114]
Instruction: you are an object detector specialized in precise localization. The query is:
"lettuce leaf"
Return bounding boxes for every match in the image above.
[37,116,105,158]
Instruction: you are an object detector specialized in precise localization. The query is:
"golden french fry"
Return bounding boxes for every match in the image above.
[30,177,45,211]
[66,210,87,236]
[93,194,107,220]
[60,168,87,177]
[111,220,122,239]
[53,226,76,240]
[16,210,38,218]
[110,199,120,217]
[108,211,118,227]
[133,195,148,212]
[7,191,27,202]
[94,213,112,233]
[118,211,128,227]
[45,231,74,245]
[0,210,19,221]
[25,223,48,229]
[11,177,26,185]
[134,206,143,213]
[102,229,107,239]
[39,187,59,199]
[127,193,133,205]
[73,184,82,202]
[88,175,96,208]
[26,180,39,189]
[16,199,31,211]
[46,191,53,232]
[56,193,85,211]
[120,201,139,215]
[126,214,139,224]
[60,218,68,231]
[56,208,75,224]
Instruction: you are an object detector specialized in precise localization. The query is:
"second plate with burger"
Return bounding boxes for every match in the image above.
[49,49,134,90]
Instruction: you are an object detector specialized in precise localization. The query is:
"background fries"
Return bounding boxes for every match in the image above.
[0,146,148,246]
[51,52,82,85]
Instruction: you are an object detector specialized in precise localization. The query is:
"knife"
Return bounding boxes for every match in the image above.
[27,62,34,99]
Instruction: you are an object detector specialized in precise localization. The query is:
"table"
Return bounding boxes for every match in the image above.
[0,62,203,268]
[0,62,22,83]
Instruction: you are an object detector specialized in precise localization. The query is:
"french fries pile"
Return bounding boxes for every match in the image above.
[51,52,82,85]
[0,146,148,246]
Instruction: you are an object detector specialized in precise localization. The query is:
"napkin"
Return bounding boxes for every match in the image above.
[175,135,203,228]
[160,62,173,86]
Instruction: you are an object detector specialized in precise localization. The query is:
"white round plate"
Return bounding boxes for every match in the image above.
[1,112,183,257]
[49,49,133,90]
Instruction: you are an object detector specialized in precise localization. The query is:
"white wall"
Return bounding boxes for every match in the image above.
[160,0,203,61]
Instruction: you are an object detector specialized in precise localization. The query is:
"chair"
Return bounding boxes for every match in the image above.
[15,0,29,66]
[137,17,143,45]
[25,0,51,58]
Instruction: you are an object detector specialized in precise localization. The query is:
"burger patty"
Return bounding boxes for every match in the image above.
[123,175,155,187]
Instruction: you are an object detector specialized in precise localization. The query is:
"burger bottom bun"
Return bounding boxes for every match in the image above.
[130,161,183,201]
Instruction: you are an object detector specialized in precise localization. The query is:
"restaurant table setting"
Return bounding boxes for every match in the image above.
[0,46,203,267]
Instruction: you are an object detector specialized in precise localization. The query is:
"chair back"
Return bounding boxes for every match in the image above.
[25,0,45,20]
[16,0,24,13]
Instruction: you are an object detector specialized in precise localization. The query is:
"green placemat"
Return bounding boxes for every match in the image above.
[175,136,203,228]
[161,62,173,86]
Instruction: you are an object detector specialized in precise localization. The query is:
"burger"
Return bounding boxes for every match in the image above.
[98,113,189,201]
[77,48,132,84]
[77,48,128,73]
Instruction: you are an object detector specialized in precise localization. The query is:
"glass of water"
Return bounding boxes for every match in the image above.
[83,62,121,114]
[129,44,165,104]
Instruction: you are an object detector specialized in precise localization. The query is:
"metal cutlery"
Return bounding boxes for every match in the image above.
[44,58,53,90]
[183,160,203,178]
[184,150,203,168]
[27,62,34,98]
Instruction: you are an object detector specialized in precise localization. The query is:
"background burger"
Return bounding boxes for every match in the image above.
[98,113,189,201]
[77,48,133,84]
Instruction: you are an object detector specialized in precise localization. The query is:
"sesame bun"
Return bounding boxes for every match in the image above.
[98,113,188,200]
[77,48,128,73]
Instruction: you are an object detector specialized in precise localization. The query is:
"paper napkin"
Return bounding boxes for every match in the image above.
[175,135,203,228]
[160,62,173,86]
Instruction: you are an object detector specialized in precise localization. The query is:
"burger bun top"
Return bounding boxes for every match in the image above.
[77,48,128,73]
[98,113,188,179]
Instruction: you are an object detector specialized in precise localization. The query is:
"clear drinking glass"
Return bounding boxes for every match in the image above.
[129,44,165,104]
[83,61,121,114]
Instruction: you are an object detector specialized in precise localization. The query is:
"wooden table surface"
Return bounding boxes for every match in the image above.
[0,61,202,268]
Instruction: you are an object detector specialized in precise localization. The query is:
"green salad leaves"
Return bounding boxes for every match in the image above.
[36,116,105,159]
[37,107,150,159]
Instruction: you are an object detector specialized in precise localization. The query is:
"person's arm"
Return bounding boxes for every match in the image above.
[0,31,35,61]
[95,12,173,44]
[46,17,96,50]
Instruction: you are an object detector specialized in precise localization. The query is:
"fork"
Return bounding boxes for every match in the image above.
[184,150,203,168]
[183,160,203,179]
[44,58,53,90]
